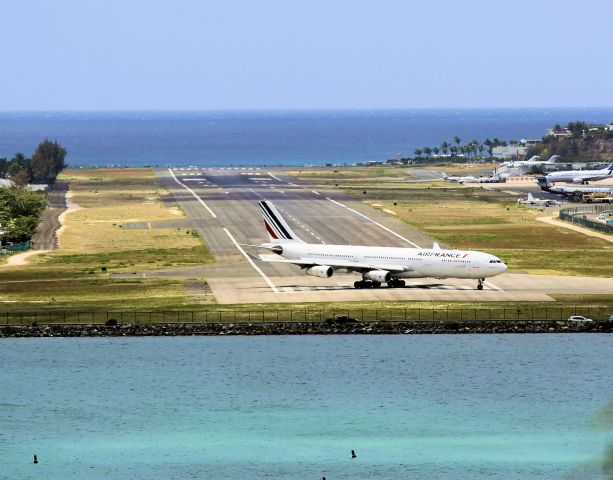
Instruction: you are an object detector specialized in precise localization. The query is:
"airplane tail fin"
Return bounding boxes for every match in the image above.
[259,201,305,243]
[536,176,552,190]
[547,155,560,163]
[527,193,534,201]
[441,172,448,179]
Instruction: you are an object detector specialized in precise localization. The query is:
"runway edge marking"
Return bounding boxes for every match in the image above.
[267,172,283,182]
[326,197,420,248]
[167,168,217,218]
[223,228,279,294]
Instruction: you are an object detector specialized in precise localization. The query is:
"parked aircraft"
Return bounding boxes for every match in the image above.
[545,164,613,184]
[502,155,560,168]
[256,201,506,290]
[517,193,561,207]
[441,173,479,183]
[536,177,613,196]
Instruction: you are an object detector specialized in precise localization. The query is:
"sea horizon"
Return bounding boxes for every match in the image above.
[2,108,613,168]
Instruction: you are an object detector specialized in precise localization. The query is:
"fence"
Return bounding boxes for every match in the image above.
[559,205,613,234]
[0,241,31,255]
[1,305,611,326]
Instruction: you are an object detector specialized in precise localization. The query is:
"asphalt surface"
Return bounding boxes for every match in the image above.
[126,167,613,304]
[32,182,67,250]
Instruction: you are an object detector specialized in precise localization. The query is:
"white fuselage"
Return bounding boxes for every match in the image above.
[546,167,613,184]
[279,243,506,279]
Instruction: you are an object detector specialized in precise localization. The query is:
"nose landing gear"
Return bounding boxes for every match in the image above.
[477,278,485,290]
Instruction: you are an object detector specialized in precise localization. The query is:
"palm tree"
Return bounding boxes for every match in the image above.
[432,147,440,157]
[414,148,423,159]
[423,146,432,158]
[440,141,449,155]
[453,136,461,148]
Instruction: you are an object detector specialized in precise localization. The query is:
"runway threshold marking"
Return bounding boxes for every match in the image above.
[223,228,279,293]
[326,198,420,248]
[167,168,217,218]
[267,172,283,182]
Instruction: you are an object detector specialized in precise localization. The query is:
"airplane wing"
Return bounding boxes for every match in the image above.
[259,254,413,273]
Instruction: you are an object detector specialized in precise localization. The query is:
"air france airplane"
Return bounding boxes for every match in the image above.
[257,201,507,290]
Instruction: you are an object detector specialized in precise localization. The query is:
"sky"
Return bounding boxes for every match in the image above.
[1,0,612,110]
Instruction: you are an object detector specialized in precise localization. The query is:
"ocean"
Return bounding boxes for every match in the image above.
[1,334,611,480]
[1,109,613,167]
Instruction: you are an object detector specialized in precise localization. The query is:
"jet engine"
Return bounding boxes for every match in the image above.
[363,270,391,283]
[572,178,584,184]
[306,265,333,278]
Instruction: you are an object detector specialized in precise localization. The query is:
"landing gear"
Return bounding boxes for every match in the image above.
[387,279,406,288]
[477,278,484,290]
[353,280,382,289]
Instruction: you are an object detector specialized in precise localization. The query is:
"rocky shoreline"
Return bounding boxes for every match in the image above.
[1,320,612,337]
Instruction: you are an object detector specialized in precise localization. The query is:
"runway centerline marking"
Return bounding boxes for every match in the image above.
[168,168,217,218]
[326,198,420,248]
[223,228,278,293]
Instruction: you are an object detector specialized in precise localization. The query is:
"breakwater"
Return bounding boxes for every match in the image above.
[1,320,611,337]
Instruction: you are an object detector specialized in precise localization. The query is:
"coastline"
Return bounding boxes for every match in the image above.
[1,320,611,337]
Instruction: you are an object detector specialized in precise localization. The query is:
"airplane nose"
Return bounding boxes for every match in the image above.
[500,263,508,272]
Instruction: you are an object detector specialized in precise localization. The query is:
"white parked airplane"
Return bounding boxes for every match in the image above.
[517,193,561,207]
[441,172,479,183]
[502,155,560,168]
[536,176,613,196]
[545,164,613,184]
[256,201,506,290]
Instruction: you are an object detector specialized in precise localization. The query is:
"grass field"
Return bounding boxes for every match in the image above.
[0,169,214,309]
[292,164,613,277]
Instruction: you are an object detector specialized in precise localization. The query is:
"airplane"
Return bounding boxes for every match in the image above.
[501,155,560,168]
[536,176,613,196]
[256,201,507,290]
[545,163,613,184]
[517,192,561,207]
[441,172,479,183]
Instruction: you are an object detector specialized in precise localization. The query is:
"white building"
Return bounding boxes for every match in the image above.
[492,146,528,159]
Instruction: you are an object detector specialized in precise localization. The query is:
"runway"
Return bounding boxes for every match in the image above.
[147,167,613,304]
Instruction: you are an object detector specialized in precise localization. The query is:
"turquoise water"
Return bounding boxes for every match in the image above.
[2,109,613,167]
[1,334,611,479]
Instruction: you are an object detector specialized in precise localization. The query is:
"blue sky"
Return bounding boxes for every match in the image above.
[1,0,612,110]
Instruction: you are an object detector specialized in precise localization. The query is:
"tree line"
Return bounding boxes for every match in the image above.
[0,187,47,244]
[412,137,513,161]
[0,138,67,185]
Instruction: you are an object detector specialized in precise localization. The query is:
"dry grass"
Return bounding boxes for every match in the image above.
[0,168,214,309]
[58,169,193,254]
[370,198,613,276]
